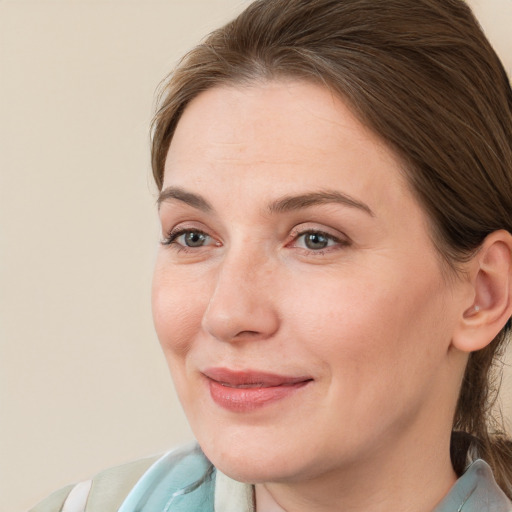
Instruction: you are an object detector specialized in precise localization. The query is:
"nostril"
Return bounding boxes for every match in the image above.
[235,330,260,337]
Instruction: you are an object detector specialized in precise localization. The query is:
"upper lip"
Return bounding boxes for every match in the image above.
[202,367,312,388]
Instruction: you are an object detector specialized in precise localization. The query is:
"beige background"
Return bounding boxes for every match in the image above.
[0,1,511,510]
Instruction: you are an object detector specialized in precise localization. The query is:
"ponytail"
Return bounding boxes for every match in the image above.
[452,330,512,498]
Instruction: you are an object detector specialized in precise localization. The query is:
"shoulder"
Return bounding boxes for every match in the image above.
[29,484,76,512]
[28,450,174,512]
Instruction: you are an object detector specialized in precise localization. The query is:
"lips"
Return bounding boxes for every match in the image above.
[202,368,312,412]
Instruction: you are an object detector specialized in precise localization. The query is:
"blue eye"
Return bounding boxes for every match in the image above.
[294,230,341,251]
[301,232,330,250]
[180,231,209,247]
[162,229,213,248]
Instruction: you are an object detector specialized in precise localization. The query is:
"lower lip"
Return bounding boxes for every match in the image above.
[208,379,310,412]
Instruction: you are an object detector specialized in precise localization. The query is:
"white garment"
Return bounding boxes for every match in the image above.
[61,480,92,512]
[214,470,254,512]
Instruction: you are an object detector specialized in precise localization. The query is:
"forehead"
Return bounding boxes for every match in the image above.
[163,80,411,213]
[168,80,390,155]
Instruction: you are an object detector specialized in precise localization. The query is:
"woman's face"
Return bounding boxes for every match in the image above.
[152,81,467,484]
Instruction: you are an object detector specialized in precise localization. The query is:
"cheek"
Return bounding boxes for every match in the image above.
[151,259,207,357]
[286,261,449,376]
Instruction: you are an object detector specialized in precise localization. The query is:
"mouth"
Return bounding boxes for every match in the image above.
[202,368,313,412]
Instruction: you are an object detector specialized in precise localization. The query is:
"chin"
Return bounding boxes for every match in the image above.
[197,429,337,486]
[212,455,296,484]
[197,436,298,483]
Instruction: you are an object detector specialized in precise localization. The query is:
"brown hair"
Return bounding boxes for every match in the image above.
[151,0,512,495]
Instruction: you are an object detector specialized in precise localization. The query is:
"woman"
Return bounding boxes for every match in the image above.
[32,0,512,510]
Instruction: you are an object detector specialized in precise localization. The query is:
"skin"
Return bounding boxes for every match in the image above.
[152,81,475,511]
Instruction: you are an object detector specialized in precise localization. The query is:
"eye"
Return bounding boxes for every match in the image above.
[162,228,215,248]
[179,231,209,247]
[299,232,332,250]
[292,229,346,252]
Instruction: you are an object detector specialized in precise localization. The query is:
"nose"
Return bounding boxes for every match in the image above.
[201,249,280,343]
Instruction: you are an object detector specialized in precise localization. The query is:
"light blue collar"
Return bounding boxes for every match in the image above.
[433,459,511,512]
[118,443,215,512]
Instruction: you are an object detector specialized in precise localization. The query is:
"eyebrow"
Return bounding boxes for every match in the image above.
[157,186,374,217]
[157,187,212,212]
[268,190,374,216]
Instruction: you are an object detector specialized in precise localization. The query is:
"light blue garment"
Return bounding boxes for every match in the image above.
[118,443,215,512]
[433,459,511,512]
[119,443,512,511]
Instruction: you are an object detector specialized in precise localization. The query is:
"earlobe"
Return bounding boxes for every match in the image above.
[452,230,512,353]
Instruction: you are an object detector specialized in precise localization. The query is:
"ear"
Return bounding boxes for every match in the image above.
[452,230,512,353]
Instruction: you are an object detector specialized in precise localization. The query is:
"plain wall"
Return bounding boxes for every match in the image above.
[0,0,511,510]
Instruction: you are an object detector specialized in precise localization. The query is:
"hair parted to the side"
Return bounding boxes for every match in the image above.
[151,0,512,496]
